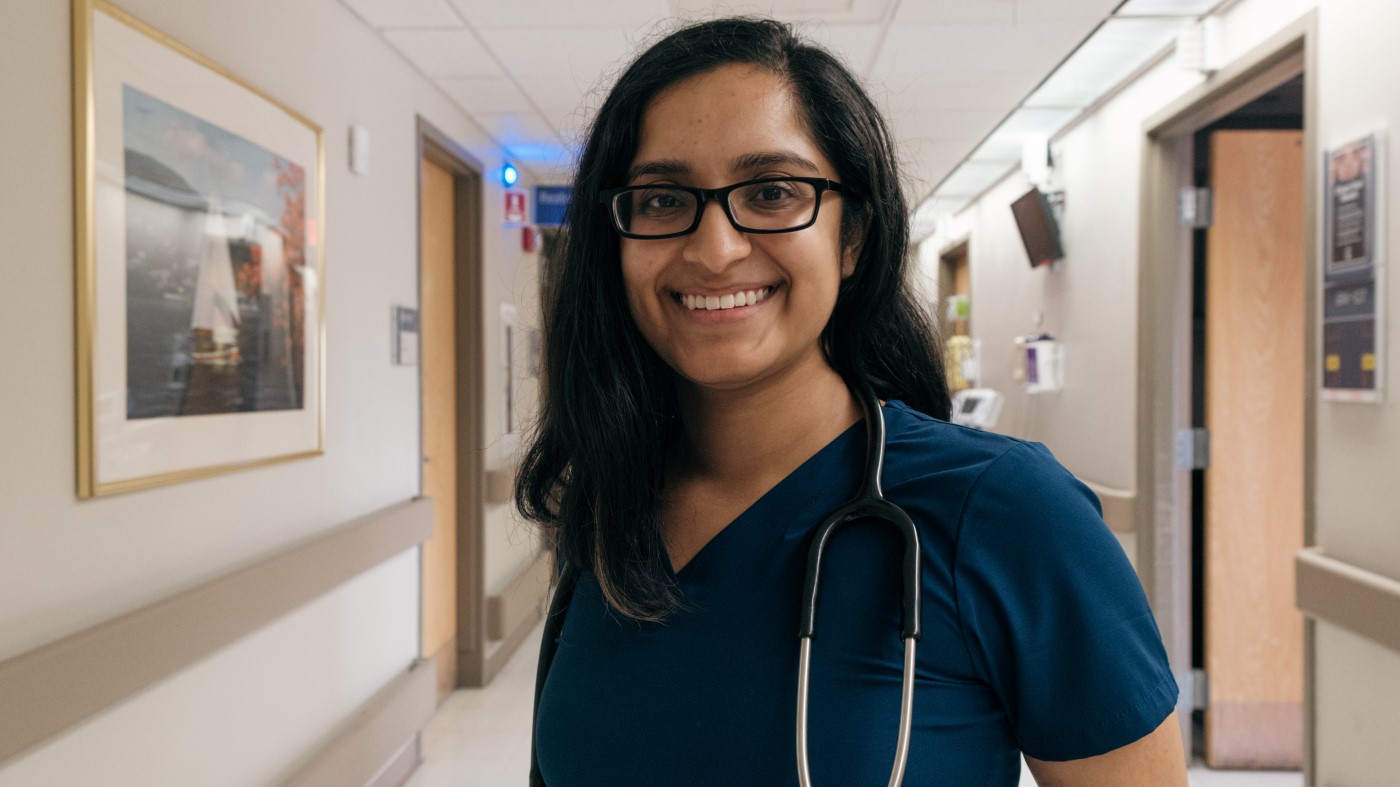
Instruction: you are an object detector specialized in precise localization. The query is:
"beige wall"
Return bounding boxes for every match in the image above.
[0,0,540,783]
[1312,0,1400,782]
[927,0,1400,780]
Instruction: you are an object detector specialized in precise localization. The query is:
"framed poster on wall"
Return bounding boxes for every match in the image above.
[74,0,325,497]
[1321,132,1385,403]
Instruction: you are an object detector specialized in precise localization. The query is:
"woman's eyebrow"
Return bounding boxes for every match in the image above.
[626,158,689,182]
[731,150,820,173]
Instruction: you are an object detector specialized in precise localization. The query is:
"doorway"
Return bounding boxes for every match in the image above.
[1136,14,1318,777]
[1191,82,1305,767]
[939,240,974,391]
[418,119,485,701]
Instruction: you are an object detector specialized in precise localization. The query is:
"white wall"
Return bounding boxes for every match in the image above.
[0,0,540,783]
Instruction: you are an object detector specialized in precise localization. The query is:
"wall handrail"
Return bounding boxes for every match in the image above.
[1079,478,1136,534]
[1296,546,1400,656]
[0,498,433,767]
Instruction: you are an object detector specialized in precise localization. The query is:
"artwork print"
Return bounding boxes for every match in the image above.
[123,86,308,419]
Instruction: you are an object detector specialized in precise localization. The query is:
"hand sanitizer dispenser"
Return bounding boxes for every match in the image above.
[1024,335,1063,394]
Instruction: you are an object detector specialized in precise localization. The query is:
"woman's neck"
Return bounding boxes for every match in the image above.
[670,352,861,485]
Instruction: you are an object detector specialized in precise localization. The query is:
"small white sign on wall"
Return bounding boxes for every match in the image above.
[393,306,418,366]
[501,303,518,435]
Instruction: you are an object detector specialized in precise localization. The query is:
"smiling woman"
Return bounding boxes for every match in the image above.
[516,16,1184,787]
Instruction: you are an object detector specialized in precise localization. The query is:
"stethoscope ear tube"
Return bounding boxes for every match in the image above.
[796,386,922,786]
[797,387,922,642]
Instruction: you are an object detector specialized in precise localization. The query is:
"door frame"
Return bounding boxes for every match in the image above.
[1136,11,1318,772]
[416,117,488,687]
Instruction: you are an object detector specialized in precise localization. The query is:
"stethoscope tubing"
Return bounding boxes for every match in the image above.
[795,384,922,786]
[529,384,923,787]
[796,636,917,787]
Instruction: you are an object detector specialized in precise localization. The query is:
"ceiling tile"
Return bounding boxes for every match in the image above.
[451,0,670,30]
[871,19,1095,76]
[805,22,885,73]
[899,139,974,194]
[879,72,1046,111]
[668,0,892,24]
[340,0,461,28]
[935,160,1017,199]
[894,0,1117,25]
[541,105,596,147]
[474,112,562,147]
[383,29,503,77]
[514,75,593,115]
[482,27,638,86]
[890,107,1009,144]
[437,76,537,114]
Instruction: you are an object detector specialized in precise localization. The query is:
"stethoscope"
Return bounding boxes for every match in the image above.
[529,384,922,787]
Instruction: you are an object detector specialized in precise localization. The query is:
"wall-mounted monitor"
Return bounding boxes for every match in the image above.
[1010,187,1064,269]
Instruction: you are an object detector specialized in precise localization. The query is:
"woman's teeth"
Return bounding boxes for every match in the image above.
[679,287,774,311]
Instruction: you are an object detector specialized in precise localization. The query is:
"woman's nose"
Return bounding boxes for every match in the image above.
[681,199,751,273]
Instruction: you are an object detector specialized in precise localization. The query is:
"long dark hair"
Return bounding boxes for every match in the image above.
[516,17,950,622]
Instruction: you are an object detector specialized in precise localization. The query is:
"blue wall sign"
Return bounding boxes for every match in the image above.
[534,185,572,228]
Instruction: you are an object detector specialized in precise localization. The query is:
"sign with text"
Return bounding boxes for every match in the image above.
[1322,133,1386,403]
[534,185,572,227]
[504,189,527,225]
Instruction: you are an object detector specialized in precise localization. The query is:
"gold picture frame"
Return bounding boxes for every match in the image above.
[74,0,326,497]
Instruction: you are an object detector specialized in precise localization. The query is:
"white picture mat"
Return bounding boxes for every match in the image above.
[92,8,322,486]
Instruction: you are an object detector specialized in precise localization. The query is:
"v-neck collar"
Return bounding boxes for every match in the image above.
[663,415,867,586]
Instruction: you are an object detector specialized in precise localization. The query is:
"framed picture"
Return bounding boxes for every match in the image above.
[74,0,325,497]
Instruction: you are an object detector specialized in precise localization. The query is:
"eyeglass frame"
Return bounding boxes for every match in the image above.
[597,176,856,240]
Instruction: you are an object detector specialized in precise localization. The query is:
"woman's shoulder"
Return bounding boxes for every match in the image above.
[879,400,1100,524]
[882,399,1051,473]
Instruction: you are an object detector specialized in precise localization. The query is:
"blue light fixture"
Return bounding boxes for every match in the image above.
[502,162,519,187]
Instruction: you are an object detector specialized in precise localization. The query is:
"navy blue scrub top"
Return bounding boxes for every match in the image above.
[536,401,1177,786]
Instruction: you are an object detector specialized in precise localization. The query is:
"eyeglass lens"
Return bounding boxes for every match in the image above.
[613,180,820,236]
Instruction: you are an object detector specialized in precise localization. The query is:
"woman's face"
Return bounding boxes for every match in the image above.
[619,63,854,394]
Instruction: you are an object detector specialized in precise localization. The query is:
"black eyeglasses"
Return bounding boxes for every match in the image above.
[598,177,851,240]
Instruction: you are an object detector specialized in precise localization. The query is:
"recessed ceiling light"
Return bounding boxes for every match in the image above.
[1025,17,1183,109]
[1114,0,1223,17]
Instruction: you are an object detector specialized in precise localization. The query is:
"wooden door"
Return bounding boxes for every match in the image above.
[1204,130,1305,768]
[420,156,459,701]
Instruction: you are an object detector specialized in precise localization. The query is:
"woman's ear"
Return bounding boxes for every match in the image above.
[840,214,869,279]
[840,242,859,279]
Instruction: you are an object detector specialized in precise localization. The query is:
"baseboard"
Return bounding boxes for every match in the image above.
[369,737,421,787]
[279,658,436,787]
[486,550,552,640]
[427,635,457,704]
[485,600,544,684]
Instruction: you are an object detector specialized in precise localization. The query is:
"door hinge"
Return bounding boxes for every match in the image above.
[1175,428,1210,470]
[1192,669,1210,711]
[1179,186,1213,228]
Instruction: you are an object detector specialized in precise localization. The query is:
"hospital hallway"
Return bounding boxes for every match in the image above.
[7,0,1400,785]
[406,625,1304,787]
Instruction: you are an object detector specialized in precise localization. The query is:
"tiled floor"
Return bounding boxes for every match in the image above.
[406,625,1303,787]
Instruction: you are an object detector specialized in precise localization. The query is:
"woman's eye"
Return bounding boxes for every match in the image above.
[742,181,802,210]
[637,191,687,213]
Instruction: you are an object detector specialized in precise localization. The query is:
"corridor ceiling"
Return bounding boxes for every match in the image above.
[339,0,1128,199]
